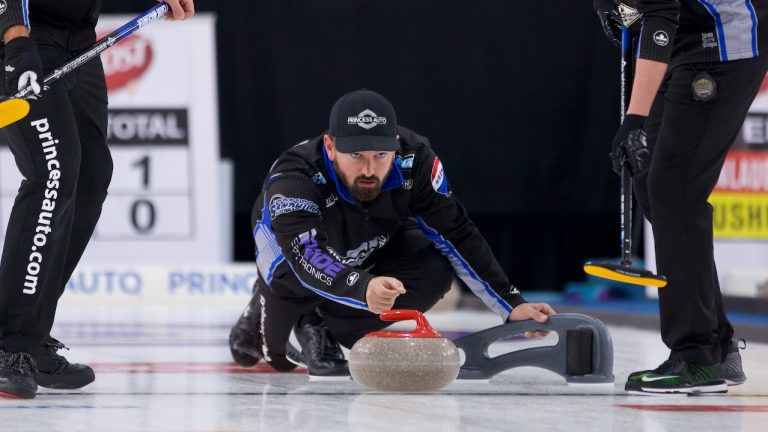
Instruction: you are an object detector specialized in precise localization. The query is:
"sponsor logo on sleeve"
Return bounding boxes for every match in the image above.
[348,109,387,130]
[312,172,327,185]
[292,230,346,286]
[653,31,670,47]
[347,272,360,286]
[0,1,7,15]
[397,154,415,169]
[701,32,717,49]
[269,194,320,219]
[430,157,450,197]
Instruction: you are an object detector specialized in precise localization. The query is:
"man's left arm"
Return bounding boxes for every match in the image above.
[408,145,554,322]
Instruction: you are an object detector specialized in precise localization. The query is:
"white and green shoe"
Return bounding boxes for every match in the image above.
[625,358,727,395]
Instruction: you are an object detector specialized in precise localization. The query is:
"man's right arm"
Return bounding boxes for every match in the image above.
[259,173,375,310]
[0,1,30,41]
[0,1,41,96]
[610,1,679,176]
[625,0,679,117]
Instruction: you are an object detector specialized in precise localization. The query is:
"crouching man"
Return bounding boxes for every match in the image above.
[229,89,555,377]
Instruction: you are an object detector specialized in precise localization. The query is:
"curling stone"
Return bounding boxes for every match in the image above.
[349,309,460,392]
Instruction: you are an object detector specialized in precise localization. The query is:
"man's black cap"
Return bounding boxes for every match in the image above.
[328,89,400,153]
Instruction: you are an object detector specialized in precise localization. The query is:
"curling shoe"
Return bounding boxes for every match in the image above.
[33,336,95,389]
[286,321,349,378]
[229,297,265,367]
[0,350,38,399]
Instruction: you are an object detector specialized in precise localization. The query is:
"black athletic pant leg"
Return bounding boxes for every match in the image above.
[59,57,111,294]
[256,281,325,371]
[634,55,768,365]
[0,44,110,354]
[0,82,82,354]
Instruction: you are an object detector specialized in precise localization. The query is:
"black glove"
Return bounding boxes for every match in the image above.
[610,114,649,175]
[593,0,622,46]
[3,36,42,96]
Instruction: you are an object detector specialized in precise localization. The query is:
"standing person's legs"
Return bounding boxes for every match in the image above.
[30,60,110,389]
[0,39,85,399]
[647,56,768,365]
[0,84,81,356]
[321,221,454,348]
[58,57,111,294]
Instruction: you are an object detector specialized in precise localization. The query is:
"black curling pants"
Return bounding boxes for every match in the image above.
[0,39,111,355]
[635,54,768,365]
[252,222,454,371]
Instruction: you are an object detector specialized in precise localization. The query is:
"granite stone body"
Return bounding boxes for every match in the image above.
[349,337,460,392]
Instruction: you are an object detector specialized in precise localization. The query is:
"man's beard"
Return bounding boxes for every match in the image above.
[334,160,385,202]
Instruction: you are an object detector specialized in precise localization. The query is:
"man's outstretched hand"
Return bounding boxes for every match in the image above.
[507,302,557,338]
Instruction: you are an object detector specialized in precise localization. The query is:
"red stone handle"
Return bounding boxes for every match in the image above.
[366,309,443,338]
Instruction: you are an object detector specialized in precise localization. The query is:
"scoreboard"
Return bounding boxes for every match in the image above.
[0,14,229,264]
[98,108,193,240]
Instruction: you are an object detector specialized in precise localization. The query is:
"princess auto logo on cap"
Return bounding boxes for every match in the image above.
[431,157,450,196]
[99,32,154,93]
[348,109,387,130]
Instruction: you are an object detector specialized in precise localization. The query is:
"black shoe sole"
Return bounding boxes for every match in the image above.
[0,388,36,399]
[0,379,38,399]
[625,379,727,395]
[34,368,95,389]
[308,368,350,378]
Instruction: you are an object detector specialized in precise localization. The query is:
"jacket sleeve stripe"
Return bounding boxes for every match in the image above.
[746,0,760,57]
[696,0,761,60]
[698,0,729,60]
[415,216,512,319]
[22,0,29,27]
[283,257,369,309]
[253,223,285,284]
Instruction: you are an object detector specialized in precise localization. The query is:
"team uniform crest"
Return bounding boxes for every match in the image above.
[431,158,449,196]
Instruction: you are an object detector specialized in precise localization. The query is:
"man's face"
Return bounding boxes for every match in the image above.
[324,135,395,202]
